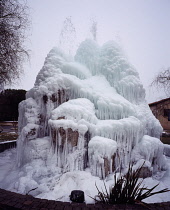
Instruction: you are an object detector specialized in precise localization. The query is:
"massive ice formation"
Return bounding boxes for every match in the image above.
[17,39,166,179]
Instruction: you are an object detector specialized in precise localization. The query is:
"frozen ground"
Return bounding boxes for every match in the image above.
[0,148,170,204]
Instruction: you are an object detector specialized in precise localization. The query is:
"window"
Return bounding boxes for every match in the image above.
[164,109,170,121]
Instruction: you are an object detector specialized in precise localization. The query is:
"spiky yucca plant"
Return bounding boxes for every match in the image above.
[94,162,169,204]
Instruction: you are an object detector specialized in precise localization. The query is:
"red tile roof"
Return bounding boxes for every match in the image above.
[149,97,170,106]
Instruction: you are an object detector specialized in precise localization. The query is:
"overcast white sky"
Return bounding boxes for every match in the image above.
[11,0,170,103]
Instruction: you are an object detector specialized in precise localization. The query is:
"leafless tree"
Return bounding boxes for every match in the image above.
[0,0,30,87]
[151,68,170,96]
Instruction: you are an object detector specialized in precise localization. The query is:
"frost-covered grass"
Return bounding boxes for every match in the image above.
[0,148,170,204]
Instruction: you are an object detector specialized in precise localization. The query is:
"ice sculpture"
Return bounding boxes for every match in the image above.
[17,39,166,179]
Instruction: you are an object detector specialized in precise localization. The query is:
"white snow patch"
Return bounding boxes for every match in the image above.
[0,148,170,203]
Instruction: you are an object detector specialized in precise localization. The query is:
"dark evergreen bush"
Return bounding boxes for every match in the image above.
[93,162,169,205]
[0,89,26,121]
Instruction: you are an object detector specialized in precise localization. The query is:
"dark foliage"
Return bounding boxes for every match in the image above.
[93,162,169,205]
[26,187,38,196]
[0,0,30,86]
[0,89,26,121]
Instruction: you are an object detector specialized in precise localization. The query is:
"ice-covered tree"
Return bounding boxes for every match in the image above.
[59,16,76,56]
[90,20,97,41]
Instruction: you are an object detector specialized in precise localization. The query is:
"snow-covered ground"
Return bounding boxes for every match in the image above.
[0,147,170,204]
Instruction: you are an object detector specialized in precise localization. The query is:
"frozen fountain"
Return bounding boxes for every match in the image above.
[17,39,166,180]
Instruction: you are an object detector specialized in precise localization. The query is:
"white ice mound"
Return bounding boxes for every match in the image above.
[17,39,166,178]
[89,136,117,178]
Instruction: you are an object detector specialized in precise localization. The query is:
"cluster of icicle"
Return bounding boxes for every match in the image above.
[17,39,166,179]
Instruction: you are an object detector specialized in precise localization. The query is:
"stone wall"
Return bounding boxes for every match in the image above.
[150,98,170,131]
[0,140,16,152]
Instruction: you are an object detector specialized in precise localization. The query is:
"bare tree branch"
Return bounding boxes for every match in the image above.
[0,0,30,87]
[151,68,170,96]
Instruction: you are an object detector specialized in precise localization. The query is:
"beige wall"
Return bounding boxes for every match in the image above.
[150,99,170,130]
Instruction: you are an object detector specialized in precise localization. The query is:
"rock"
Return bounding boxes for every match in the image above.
[70,190,85,203]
